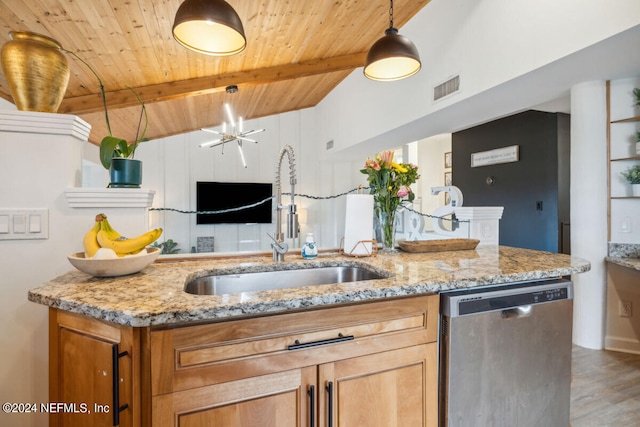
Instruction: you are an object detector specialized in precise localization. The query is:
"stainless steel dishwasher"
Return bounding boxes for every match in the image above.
[439,278,573,427]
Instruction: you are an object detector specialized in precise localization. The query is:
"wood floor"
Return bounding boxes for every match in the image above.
[570,345,640,426]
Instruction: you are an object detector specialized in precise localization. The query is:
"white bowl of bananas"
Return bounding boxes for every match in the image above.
[68,214,163,277]
[68,247,161,277]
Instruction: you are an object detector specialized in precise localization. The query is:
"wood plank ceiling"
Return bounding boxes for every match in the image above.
[0,0,430,144]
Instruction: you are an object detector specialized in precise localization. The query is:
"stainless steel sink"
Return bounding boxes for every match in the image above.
[185,265,387,296]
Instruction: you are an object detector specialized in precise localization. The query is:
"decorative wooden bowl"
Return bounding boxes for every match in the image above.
[398,238,480,253]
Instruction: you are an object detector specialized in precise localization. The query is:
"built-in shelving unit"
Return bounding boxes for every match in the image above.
[605,77,640,356]
[607,79,640,242]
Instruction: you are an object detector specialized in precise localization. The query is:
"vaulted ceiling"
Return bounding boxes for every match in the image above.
[0,0,430,144]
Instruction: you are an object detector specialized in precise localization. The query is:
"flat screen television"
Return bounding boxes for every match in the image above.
[196,181,273,224]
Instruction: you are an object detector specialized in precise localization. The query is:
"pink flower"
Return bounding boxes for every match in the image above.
[377,150,394,166]
[397,185,411,198]
[365,158,381,170]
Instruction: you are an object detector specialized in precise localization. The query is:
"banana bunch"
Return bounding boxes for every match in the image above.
[83,213,163,258]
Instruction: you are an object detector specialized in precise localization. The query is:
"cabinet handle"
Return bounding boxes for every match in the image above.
[288,333,354,350]
[308,385,315,427]
[111,344,129,426]
[326,381,334,427]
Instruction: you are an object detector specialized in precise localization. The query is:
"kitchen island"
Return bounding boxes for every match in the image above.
[29,246,590,427]
[29,245,589,326]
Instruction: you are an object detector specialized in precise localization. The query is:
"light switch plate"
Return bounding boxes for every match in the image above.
[13,214,26,233]
[619,217,632,233]
[0,215,9,234]
[0,209,49,240]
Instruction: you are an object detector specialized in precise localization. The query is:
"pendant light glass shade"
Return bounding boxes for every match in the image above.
[364,27,421,81]
[173,0,246,56]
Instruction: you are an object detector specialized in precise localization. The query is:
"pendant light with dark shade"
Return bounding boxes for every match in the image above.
[173,0,246,56]
[364,0,421,81]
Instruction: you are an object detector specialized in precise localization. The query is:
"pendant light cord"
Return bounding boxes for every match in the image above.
[388,0,394,29]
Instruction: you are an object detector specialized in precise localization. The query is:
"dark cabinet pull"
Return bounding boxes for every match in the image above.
[288,333,354,350]
[326,381,334,427]
[308,385,315,427]
[111,344,129,426]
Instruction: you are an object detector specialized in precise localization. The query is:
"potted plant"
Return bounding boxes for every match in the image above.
[152,239,180,255]
[61,49,148,188]
[621,164,640,197]
[634,88,640,109]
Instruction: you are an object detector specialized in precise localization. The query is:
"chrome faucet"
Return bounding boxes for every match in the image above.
[271,145,298,262]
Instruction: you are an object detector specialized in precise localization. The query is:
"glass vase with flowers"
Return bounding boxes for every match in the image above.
[360,150,419,252]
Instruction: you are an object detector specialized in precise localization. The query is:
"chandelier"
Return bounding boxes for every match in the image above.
[200,103,265,168]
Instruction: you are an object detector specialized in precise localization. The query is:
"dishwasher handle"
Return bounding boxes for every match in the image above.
[501,305,532,319]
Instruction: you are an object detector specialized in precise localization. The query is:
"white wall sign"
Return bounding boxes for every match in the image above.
[471,145,519,167]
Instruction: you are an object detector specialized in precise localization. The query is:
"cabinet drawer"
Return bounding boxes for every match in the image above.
[152,367,316,427]
[151,295,438,395]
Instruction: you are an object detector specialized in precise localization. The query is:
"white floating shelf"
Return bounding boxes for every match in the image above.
[65,188,155,208]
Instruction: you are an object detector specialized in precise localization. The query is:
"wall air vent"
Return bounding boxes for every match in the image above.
[326,140,334,150]
[434,75,460,101]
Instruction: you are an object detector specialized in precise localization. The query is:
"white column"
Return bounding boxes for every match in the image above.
[0,110,89,427]
[570,81,608,349]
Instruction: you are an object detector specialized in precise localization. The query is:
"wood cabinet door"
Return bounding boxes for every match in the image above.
[319,343,438,427]
[153,366,316,427]
[57,328,116,427]
[51,310,136,427]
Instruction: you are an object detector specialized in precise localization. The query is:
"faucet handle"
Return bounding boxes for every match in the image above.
[266,232,279,245]
[267,233,288,253]
[267,233,288,262]
[273,241,288,254]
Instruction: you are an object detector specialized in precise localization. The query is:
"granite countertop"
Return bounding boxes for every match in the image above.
[606,257,640,270]
[605,242,640,271]
[28,245,590,327]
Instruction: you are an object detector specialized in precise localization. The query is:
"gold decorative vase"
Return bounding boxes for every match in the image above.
[1,31,70,112]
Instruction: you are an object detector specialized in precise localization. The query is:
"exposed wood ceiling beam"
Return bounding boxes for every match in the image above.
[58,52,367,115]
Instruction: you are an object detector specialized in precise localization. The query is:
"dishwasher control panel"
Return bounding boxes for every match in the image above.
[441,279,572,317]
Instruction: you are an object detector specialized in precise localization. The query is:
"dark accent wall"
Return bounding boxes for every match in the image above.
[452,110,570,253]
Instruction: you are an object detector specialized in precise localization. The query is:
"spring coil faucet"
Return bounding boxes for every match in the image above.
[269,144,298,262]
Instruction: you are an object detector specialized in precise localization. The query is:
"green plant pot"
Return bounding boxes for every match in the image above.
[109,158,142,188]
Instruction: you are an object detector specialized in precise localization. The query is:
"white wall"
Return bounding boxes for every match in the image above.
[316,0,640,159]
[138,108,340,252]
[0,107,89,427]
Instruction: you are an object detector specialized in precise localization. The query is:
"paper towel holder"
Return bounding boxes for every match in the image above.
[341,186,376,257]
[339,237,378,257]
